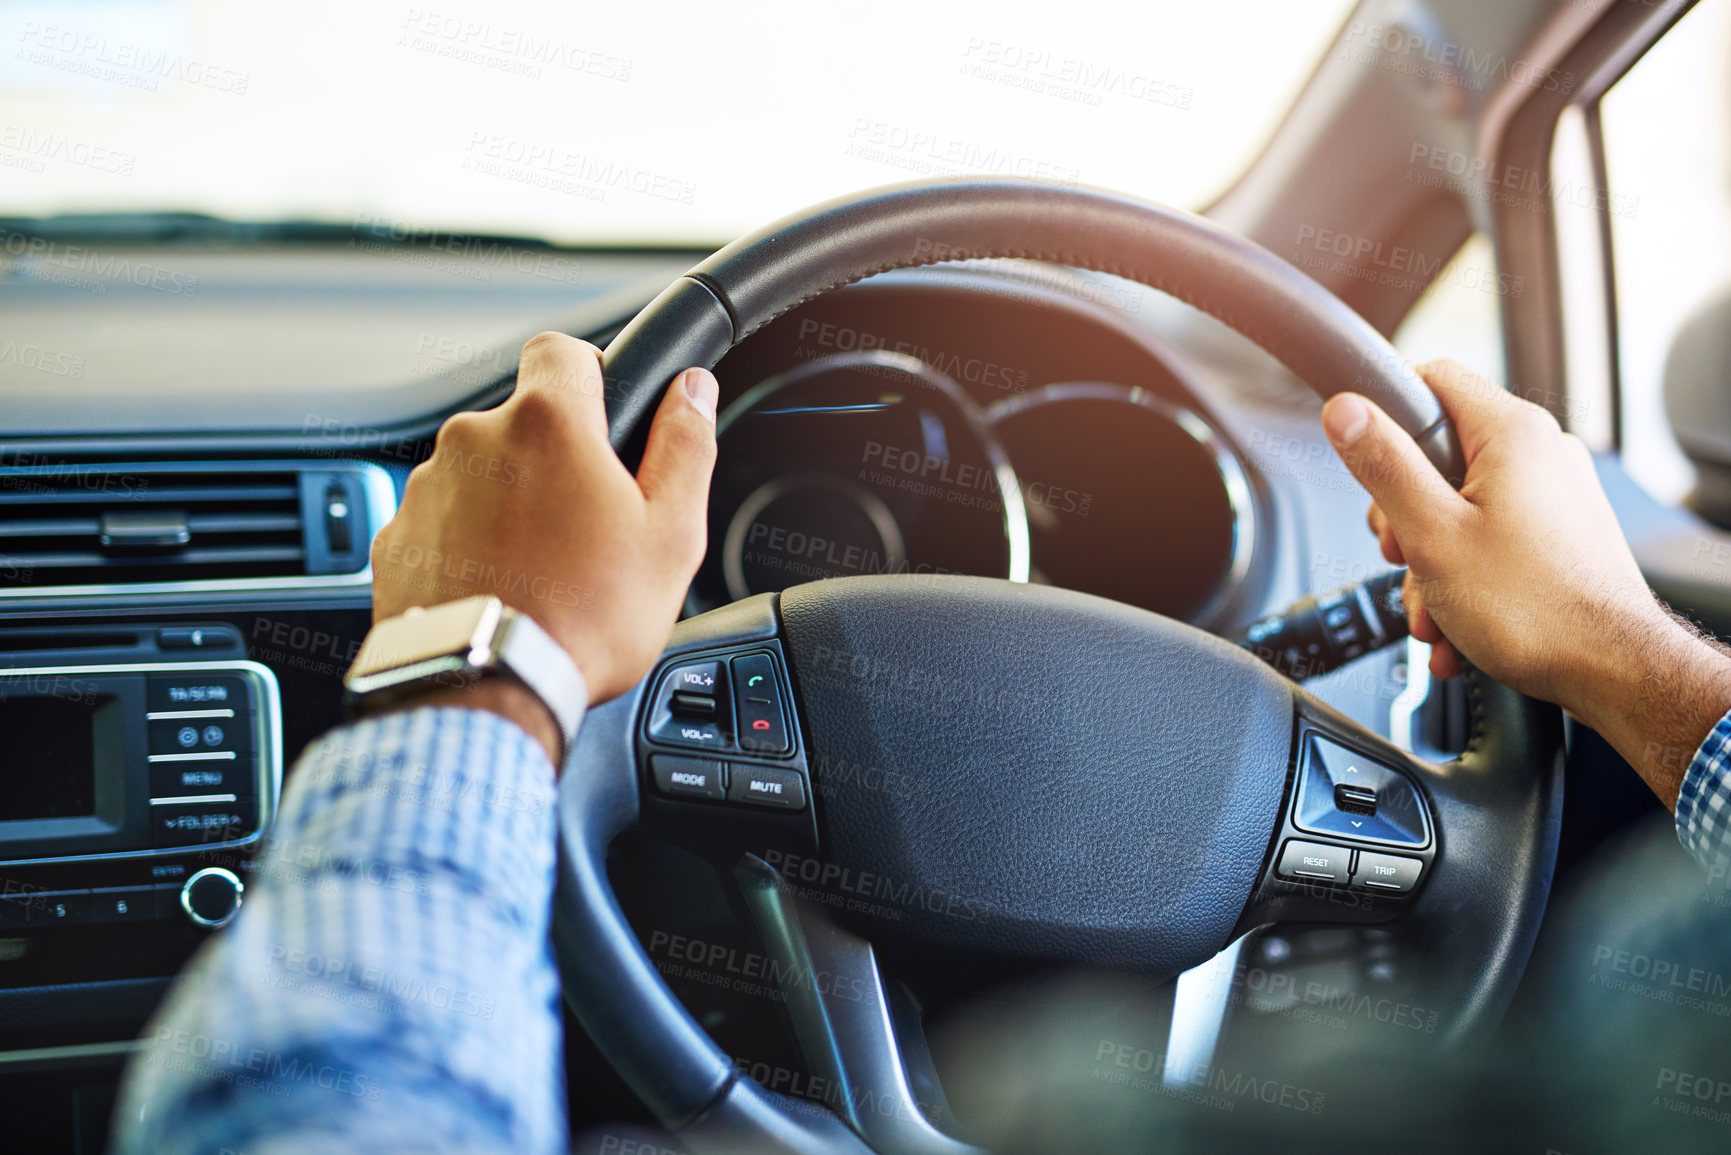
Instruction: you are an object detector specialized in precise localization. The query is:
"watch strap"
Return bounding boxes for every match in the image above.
[344,597,587,763]
[494,607,587,758]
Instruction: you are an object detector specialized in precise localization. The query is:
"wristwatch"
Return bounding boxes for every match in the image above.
[343,595,587,758]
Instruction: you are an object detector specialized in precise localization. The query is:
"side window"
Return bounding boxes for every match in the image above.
[1392,233,1508,382]
[1601,0,1731,518]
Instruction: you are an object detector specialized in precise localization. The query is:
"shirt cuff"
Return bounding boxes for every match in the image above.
[1675,707,1731,886]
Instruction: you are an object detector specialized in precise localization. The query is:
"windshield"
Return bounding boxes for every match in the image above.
[0,0,1352,245]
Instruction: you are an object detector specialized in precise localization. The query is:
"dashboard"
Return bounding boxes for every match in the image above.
[695,267,1272,631]
[0,252,1319,1150]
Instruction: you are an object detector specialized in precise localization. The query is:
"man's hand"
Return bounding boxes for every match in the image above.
[1321,359,1731,806]
[367,332,719,757]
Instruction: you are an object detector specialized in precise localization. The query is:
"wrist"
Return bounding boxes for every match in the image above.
[1567,608,1731,807]
[378,677,564,768]
[1554,601,1682,726]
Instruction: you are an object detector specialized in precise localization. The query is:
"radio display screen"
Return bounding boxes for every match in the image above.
[0,695,105,822]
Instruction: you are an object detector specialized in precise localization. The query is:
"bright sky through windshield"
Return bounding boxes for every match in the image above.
[0,0,1352,245]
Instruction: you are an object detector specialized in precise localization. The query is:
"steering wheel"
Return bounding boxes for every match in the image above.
[552,179,1563,1154]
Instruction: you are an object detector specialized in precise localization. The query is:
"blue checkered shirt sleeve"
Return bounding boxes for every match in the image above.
[111,706,568,1155]
[1677,708,1731,887]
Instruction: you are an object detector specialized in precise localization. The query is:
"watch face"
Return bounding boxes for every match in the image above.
[349,596,503,679]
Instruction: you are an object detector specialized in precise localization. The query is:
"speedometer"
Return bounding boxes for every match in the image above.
[688,351,1029,613]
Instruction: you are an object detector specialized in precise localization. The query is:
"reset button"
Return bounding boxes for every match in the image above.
[1276,839,1352,885]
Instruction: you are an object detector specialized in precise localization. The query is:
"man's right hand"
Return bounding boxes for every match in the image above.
[1321,359,1731,806]
[367,333,720,758]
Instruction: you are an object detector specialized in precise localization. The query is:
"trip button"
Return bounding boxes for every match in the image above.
[732,653,789,754]
[727,764,807,811]
[650,754,726,801]
[1352,851,1423,893]
[151,799,258,848]
[1276,839,1352,885]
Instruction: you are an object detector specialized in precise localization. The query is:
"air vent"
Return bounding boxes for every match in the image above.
[0,462,390,593]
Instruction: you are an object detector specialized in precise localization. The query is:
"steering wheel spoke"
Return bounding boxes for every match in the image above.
[734,854,986,1155]
[1234,698,1441,932]
[630,593,821,861]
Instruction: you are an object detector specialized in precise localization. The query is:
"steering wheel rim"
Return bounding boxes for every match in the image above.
[600,177,1464,484]
[555,179,1560,1154]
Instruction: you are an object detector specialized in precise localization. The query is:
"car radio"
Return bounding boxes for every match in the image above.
[0,660,281,869]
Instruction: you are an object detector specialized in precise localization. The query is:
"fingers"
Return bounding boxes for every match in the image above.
[508,332,609,444]
[1429,640,1462,681]
[1367,504,1405,565]
[635,367,720,548]
[1416,359,1550,465]
[1323,391,1467,541]
[1402,570,1462,678]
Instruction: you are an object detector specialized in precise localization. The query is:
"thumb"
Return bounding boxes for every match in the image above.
[1322,392,1466,535]
[636,366,720,536]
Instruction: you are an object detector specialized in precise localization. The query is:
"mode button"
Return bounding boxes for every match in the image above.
[650,754,725,801]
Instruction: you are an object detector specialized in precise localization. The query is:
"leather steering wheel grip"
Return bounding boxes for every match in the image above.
[600,177,1465,484]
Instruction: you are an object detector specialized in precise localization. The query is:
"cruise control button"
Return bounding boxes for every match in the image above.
[1352,851,1423,893]
[1276,839,1352,885]
[727,764,807,811]
[1294,733,1429,847]
[650,754,726,801]
[732,653,789,754]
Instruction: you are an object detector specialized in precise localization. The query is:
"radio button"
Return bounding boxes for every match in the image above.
[180,868,244,928]
[152,883,187,920]
[90,887,155,923]
[0,892,32,929]
[149,718,254,757]
[147,674,252,713]
[151,798,258,848]
[150,759,257,799]
[28,890,91,926]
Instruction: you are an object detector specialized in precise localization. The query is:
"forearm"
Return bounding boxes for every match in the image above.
[1565,607,1731,809]
[113,707,567,1155]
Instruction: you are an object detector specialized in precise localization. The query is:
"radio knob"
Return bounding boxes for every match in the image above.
[180,867,244,928]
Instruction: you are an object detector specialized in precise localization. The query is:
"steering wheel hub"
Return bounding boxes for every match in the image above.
[781,575,1291,976]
